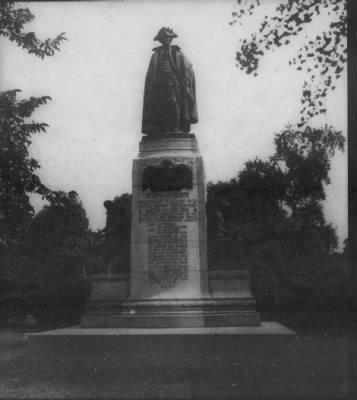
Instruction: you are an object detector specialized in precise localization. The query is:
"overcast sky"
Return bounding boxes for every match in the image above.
[0,1,347,247]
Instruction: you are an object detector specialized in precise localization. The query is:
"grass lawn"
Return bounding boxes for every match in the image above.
[0,309,354,399]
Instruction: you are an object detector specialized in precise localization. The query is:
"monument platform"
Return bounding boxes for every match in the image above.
[82,270,261,328]
[28,322,295,364]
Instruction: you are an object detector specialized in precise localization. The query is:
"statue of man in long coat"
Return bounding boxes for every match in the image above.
[142,27,198,136]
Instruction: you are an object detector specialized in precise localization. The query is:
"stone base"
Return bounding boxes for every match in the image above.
[82,270,260,328]
[85,273,129,303]
[28,322,295,363]
[81,298,260,328]
[85,270,254,302]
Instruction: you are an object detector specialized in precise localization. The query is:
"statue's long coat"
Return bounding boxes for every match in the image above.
[142,45,198,135]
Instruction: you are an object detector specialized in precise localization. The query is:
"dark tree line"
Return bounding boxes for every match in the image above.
[207,124,350,308]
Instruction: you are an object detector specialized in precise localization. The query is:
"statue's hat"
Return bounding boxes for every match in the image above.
[154,27,178,41]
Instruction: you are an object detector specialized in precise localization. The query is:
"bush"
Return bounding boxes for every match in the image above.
[29,276,91,326]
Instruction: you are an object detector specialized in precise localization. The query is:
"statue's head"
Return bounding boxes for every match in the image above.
[154,27,178,46]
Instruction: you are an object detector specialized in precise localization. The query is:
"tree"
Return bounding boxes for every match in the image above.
[1,90,56,243]
[231,0,347,125]
[237,125,344,259]
[27,191,89,271]
[0,2,73,325]
[10,192,91,325]
[272,125,345,215]
[29,191,88,244]
[238,158,287,209]
[0,2,67,245]
[208,124,344,263]
[0,2,66,58]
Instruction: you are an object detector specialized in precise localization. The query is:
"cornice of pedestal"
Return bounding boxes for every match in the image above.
[139,133,200,156]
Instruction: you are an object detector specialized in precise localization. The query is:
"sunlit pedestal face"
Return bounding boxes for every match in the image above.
[129,135,209,301]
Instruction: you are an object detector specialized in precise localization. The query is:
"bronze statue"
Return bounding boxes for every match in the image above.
[142,27,198,136]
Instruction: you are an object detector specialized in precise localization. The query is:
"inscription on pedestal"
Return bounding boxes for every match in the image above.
[139,191,198,288]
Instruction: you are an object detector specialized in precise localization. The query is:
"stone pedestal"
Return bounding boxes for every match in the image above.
[129,135,208,300]
[81,134,260,328]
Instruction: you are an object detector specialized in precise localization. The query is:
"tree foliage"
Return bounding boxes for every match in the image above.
[208,124,344,259]
[273,125,345,213]
[29,191,89,246]
[0,2,67,245]
[26,191,90,281]
[0,89,67,245]
[231,0,347,125]
[2,191,88,275]
[1,191,92,325]
[240,125,344,231]
[0,1,67,58]
[238,158,287,208]
[207,124,347,307]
